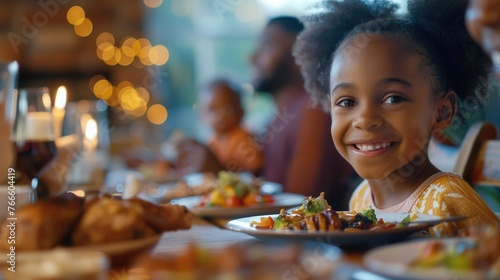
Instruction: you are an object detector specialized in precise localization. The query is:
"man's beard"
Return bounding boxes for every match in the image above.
[253,59,292,95]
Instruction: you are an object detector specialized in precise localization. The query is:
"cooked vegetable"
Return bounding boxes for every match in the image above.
[251,192,418,233]
[217,171,252,199]
[272,214,289,230]
[358,208,377,223]
[298,192,331,216]
[273,209,304,230]
[395,214,412,228]
[197,172,274,207]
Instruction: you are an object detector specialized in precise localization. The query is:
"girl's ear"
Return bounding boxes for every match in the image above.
[434,90,457,129]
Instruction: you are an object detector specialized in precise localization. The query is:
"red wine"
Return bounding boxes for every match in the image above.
[14,140,57,182]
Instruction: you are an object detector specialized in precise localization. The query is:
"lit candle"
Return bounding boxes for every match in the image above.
[52,86,67,139]
[83,117,98,154]
[25,112,54,141]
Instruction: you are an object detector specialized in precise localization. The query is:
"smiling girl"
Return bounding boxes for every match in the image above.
[294,0,499,237]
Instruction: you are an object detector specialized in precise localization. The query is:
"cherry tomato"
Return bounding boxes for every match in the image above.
[226,197,243,207]
[243,192,258,205]
[260,194,274,204]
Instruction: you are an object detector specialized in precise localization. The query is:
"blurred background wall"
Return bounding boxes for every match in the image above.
[10,0,497,161]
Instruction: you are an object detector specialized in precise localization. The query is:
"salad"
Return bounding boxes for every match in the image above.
[196,171,274,207]
[251,192,412,231]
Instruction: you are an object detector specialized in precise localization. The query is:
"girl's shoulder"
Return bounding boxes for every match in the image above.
[422,172,475,194]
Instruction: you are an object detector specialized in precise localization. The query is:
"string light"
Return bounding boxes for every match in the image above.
[67,6,169,123]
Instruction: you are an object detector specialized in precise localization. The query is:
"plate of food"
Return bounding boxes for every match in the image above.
[363,225,500,280]
[0,192,193,266]
[172,193,306,218]
[170,171,304,218]
[225,193,450,247]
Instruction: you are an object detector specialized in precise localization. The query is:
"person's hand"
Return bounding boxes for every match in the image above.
[174,138,223,176]
[466,0,500,78]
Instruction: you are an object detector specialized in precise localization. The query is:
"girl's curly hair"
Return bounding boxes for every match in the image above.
[293,0,493,122]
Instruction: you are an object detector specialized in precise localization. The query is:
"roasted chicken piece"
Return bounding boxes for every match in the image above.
[128,198,192,232]
[288,209,343,232]
[72,197,153,246]
[0,192,84,251]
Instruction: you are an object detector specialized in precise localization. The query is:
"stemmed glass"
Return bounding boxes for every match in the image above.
[11,87,57,199]
[0,61,18,182]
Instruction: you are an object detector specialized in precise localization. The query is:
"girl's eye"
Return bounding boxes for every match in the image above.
[336,98,356,108]
[383,95,406,104]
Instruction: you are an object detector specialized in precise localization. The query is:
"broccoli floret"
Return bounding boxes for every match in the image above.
[299,192,332,216]
[358,208,377,223]
[272,214,290,230]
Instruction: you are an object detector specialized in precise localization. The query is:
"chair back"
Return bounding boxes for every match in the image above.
[452,122,498,185]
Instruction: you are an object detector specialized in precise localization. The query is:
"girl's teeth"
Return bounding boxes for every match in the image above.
[356,142,392,151]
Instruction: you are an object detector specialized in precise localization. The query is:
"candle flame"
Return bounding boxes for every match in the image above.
[55,86,67,109]
[84,118,98,142]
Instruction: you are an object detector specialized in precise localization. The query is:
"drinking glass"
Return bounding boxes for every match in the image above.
[65,100,110,192]
[0,61,18,183]
[11,87,57,199]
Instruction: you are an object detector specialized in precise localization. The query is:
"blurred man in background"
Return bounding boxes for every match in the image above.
[248,16,357,209]
[176,16,358,209]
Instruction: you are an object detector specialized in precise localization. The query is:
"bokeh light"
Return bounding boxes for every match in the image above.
[147,104,168,125]
[93,79,112,99]
[67,6,85,25]
[136,87,150,104]
[96,32,115,46]
[144,0,163,8]
[74,18,93,37]
[149,45,169,65]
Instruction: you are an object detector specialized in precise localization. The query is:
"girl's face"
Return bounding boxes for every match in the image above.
[329,34,450,180]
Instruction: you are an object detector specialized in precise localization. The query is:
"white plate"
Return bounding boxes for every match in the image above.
[363,238,487,280]
[226,212,441,246]
[171,193,305,218]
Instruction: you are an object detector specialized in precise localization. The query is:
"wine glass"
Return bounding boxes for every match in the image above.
[0,61,18,183]
[11,87,57,199]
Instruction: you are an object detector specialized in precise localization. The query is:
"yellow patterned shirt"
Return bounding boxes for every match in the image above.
[349,172,499,237]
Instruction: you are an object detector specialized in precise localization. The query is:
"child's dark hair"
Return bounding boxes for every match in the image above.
[203,78,243,106]
[268,16,304,36]
[294,0,493,124]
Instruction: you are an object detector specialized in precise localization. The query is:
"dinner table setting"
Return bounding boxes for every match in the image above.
[2,165,499,280]
[0,61,500,280]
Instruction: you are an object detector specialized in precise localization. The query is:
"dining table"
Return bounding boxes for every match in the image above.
[61,170,500,280]
[105,215,412,280]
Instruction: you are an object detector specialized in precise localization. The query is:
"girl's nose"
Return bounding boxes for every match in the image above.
[351,105,384,130]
